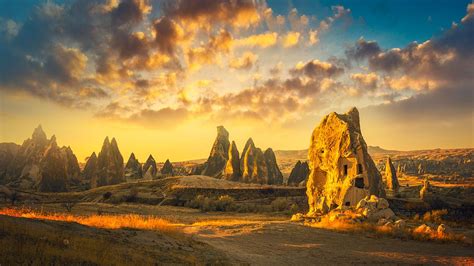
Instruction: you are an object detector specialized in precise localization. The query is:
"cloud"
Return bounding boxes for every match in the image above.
[282,31,300,47]
[229,51,258,70]
[290,60,344,78]
[345,37,382,61]
[153,17,185,55]
[162,0,261,29]
[351,72,379,90]
[235,32,278,48]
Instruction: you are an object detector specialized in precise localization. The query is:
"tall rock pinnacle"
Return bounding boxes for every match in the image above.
[306,107,385,214]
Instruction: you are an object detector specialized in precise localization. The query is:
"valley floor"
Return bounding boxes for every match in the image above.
[1,203,473,265]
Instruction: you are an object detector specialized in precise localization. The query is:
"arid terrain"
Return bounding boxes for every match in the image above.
[2,201,474,265]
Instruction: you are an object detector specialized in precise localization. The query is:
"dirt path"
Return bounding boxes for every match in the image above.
[185,220,474,265]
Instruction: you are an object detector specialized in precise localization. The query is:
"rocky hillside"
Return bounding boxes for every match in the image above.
[275,147,473,179]
[0,126,81,192]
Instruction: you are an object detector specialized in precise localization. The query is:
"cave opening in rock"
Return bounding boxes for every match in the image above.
[355,177,365,188]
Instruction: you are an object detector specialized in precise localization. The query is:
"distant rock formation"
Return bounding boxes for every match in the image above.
[143,155,157,179]
[420,178,431,201]
[198,127,284,185]
[61,146,81,182]
[161,159,174,176]
[125,153,142,180]
[287,161,309,186]
[201,126,230,177]
[83,152,98,186]
[240,138,267,183]
[223,141,241,181]
[0,143,20,182]
[238,139,284,185]
[306,107,385,215]
[264,148,283,185]
[0,125,81,192]
[385,157,399,191]
[38,136,68,192]
[96,137,124,187]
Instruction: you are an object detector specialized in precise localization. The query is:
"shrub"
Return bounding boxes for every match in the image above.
[103,192,112,200]
[215,195,235,212]
[422,209,448,224]
[271,198,290,212]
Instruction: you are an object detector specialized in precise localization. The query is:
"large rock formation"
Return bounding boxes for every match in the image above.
[238,139,283,184]
[96,137,124,187]
[61,146,81,182]
[306,107,385,215]
[83,152,98,185]
[264,148,283,185]
[125,153,142,180]
[240,138,267,183]
[143,154,157,179]
[287,161,310,186]
[201,126,230,177]
[0,125,80,191]
[385,157,399,191]
[0,143,20,182]
[161,159,174,176]
[38,136,68,192]
[223,141,241,181]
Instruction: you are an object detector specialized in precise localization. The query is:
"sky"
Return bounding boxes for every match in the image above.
[0,0,473,163]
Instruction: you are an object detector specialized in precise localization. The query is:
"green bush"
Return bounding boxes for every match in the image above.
[271,198,290,212]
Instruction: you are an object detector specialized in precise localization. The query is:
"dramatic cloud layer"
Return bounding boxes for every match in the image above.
[0,0,472,151]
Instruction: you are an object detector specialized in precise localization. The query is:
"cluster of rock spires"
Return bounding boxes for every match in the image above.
[287,161,309,186]
[0,125,175,192]
[0,126,80,192]
[306,107,385,214]
[84,143,175,187]
[196,126,283,185]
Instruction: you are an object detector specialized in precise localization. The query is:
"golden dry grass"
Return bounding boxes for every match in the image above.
[0,207,178,232]
[309,213,471,245]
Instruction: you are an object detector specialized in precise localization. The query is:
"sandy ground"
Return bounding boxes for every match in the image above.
[185,220,474,265]
[3,203,472,265]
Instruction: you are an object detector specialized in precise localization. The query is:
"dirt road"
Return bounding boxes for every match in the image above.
[185,220,473,265]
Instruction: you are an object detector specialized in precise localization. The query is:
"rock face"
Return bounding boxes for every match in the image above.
[287,161,310,186]
[0,143,20,182]
[240,138,267,183]
[160,159,174,176]
[385,157,399,191]
[143,155,157,179]
[96,137,124,187]
[201,126,230,177]
[263,148,283,185]
[0,125,80,192]
[125,153,142,180]
[38,136,68,192]
[83,152,98,184]
[61,146,81,182]
[223,141,241,181]
[306,107,385,215]
[199,127,284,185]
[238,140,283,184]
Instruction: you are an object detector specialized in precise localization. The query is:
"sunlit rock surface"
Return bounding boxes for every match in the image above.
[306,107,385,215]
[201,126,230,177]
[223,141,241,181]
[385,157,399,191]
